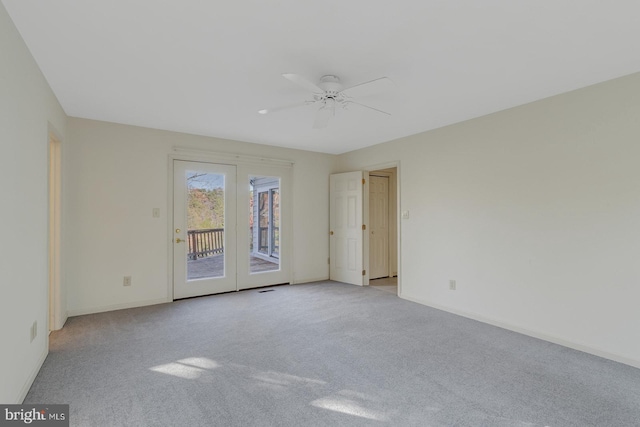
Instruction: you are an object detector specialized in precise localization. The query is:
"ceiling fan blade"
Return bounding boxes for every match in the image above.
[341,77,394,98]
[348,101,391,116]
[258,101,310,115]
[313,105,333,129]
[283,73,324,94]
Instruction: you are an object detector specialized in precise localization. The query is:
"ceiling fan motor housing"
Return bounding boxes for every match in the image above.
[319,75,343,94]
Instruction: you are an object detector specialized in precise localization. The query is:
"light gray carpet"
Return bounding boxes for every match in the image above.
[26,281,640,426]
[368,285,397,295]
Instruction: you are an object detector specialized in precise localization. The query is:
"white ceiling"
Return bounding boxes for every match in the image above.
[4,1,640,154]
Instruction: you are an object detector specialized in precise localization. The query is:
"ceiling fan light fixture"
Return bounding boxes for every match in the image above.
[325,98,336,113]
[258,73,393,128]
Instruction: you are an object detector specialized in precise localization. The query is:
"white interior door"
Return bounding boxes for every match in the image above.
[173,160,237,299]
[369,175,389,279]
[330,171,364,286]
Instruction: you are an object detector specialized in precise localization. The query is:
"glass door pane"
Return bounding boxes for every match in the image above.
[271,189,279,257]
[186,171,225,280]
[249,176,280,273]
[258,191,269,255]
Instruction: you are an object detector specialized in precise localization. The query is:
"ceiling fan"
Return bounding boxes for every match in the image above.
[259,74,393,129]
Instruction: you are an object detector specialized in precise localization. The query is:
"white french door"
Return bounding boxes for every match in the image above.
[173,159,291,299]
[236,164,291,289]
[173,161,237,299]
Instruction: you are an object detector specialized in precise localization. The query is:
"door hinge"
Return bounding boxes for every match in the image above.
[362,224,366,230]
[362,178,366,185]
[362,270,366,276]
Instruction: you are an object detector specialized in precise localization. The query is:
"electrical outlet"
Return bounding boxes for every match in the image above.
[401,210,410,219]
[449,280,456,290]
[30,321,37,342]
[123,276,132,286]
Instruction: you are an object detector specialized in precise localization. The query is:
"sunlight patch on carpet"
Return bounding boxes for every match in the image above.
[311,395,388,421]
[149,357,219,379]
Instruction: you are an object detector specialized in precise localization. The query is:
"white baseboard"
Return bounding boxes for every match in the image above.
[67,297,171,317]
[291,276,330,285]
[18,346,48,403]
[400,293,640,370]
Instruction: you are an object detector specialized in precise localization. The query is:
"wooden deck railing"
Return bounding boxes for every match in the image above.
[187,228,224,260]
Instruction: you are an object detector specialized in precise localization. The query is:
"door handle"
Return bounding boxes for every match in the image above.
[175,238,185,243]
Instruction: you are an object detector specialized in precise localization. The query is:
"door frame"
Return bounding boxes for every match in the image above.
[48,128,64,331]
[167,149,294,300]
[363,161,401,295]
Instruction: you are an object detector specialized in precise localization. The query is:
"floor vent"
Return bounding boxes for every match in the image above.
[258,289,275,293]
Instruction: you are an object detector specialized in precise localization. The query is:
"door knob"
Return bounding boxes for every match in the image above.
[330,231,334,235]
[175,238,184,243]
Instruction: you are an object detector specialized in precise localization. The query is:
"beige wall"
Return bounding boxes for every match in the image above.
[338,72,640,367]
[64,118,335,315]
[0,2,67,402]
